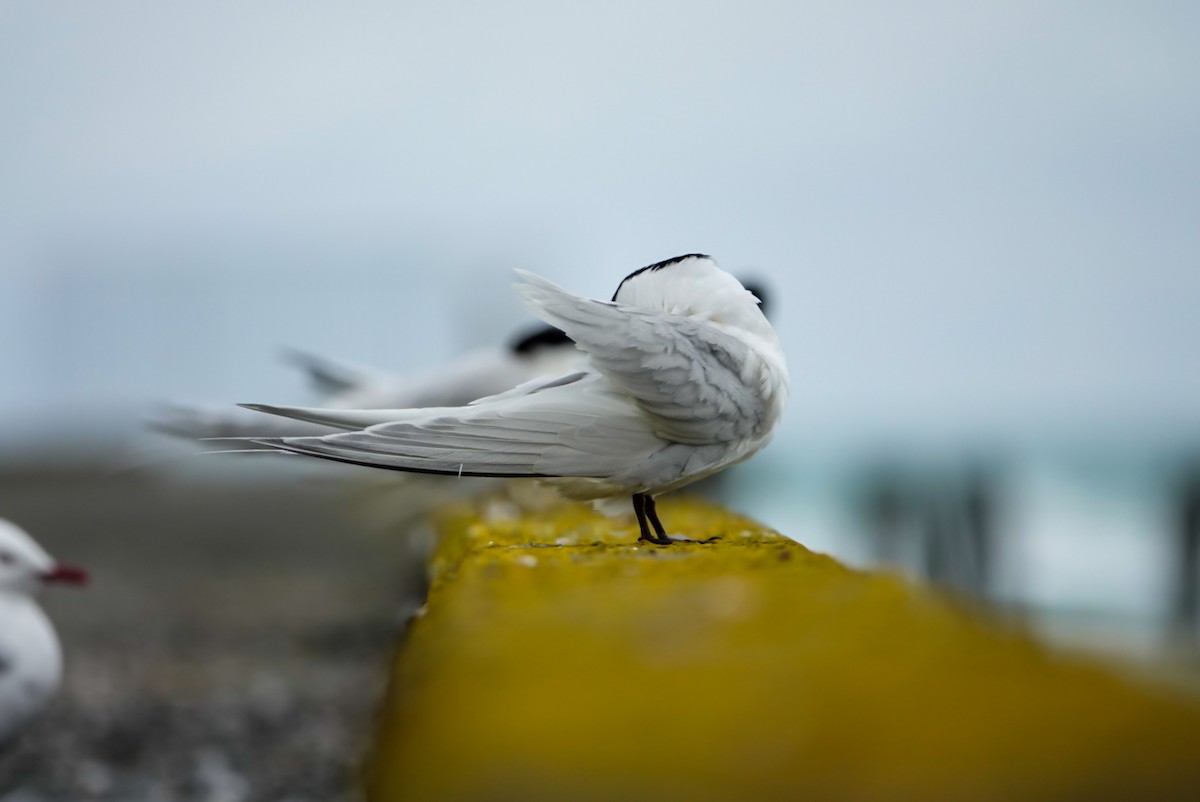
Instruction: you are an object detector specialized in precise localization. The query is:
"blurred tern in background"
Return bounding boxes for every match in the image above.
[239,255,788,544]
[154,324,579,441]
[0,519,87,746]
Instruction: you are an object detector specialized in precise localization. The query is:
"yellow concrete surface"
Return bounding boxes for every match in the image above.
[366,495,1200,801]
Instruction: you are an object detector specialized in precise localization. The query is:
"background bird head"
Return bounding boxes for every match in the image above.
[0,520,87,597]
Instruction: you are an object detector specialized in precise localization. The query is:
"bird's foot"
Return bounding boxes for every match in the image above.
[666,534,722,544]
[638,533,675,546]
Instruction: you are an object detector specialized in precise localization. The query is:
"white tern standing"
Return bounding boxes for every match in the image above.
[0,519,87,745]
[241,255,789,544]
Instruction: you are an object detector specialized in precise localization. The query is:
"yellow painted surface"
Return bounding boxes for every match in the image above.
[366,496,1200,802]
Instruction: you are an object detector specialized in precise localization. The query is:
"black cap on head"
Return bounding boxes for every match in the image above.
[611,254,711,301]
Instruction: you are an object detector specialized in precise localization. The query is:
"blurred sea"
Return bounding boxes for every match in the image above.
[722,436,1200,668]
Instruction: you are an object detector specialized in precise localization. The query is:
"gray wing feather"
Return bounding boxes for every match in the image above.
[513,271,763,444]
[151,402,341,441]
[239,270,765,480]
[253,379,661,479]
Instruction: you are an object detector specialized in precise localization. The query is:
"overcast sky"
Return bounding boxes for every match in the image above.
[1,1,1198,448]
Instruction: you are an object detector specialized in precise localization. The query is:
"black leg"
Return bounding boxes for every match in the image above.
[633,493,672,545]
[644,495,669,542]
[646,495,722,545]
[632,493,651,542]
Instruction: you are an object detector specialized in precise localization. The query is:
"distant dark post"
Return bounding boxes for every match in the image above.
[961,467,997,597]
[917,492,947,586]
[861,468,908,566]
[1175,469,1200,634]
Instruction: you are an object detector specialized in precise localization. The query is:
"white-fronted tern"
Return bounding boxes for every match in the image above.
[240,255,788,544]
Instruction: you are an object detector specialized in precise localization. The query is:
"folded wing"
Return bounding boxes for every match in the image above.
[513,271,765,444]
[248,375,664,479]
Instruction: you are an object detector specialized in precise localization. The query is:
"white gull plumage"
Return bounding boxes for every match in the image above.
[0,519,86,745]
[241,255,788,544]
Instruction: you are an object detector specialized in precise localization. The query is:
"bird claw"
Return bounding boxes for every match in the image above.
[666,535,722,544]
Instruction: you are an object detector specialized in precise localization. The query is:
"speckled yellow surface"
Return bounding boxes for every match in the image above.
[366,496,1200,802]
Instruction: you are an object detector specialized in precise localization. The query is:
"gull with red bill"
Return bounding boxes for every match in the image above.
[0,518,87,745]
